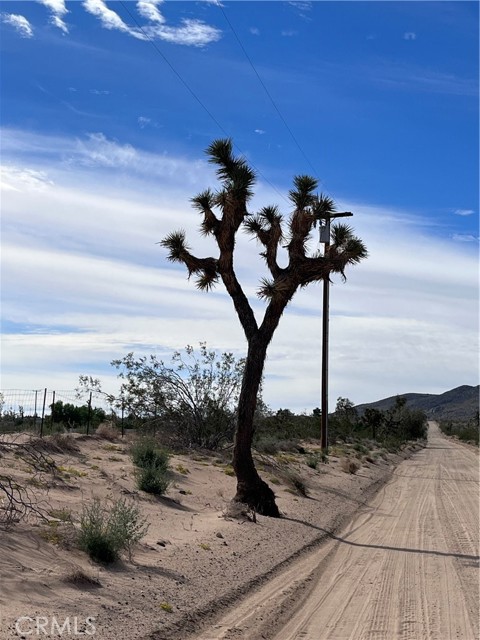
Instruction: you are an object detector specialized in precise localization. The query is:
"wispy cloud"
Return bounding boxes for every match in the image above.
[138,116,151,128]
[136,0,165,24]
[90,89,110,95]
[75,133,138,168]
[371,63,478,97]
[288,2,312,11]
[1,127,478,408]
[288,1,313,21]
[83,0,221,46]
[403,32,416,40]
[1,166,54,192]
[452,233,478,242]
[38,0,69,34]
[454,208,475,216]
[254,129,266,135]
[83,0,137,36]
[1,13,34,38]
[138,116,159,129]
[281,30,298,37]
[250,27,260,36]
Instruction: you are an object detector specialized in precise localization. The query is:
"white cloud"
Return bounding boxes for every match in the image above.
[38,0,68,16]
[136,0,165,25]
[1,128,478,411]
[38,0,69,34]
[454,209,475,216]
[1,14,34,38]
[1,166,54,191]
[75,132,138,168]
[90,89,110,95]
[250,27,260,36]
[142,20,221,47]
[281,30,298,37]
[254,129,266,135]
[83,0,138,36]
[82,0,221,46]
[404,32,417,40]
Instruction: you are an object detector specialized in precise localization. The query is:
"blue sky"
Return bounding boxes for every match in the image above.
[1,1,478,411]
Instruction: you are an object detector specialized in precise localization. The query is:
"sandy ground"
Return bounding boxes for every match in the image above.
[0,429,429,640]
[195,423,480,640]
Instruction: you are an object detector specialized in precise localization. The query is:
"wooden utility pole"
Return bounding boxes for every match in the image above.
[320,211,353,452]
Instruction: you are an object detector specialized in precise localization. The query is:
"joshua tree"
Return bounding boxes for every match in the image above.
[161,139,367,516]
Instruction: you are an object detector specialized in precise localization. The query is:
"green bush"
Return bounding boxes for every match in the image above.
[78,497,149,563]
[130,437,170,495]
[136,464,170,495]
[130,437,169,471]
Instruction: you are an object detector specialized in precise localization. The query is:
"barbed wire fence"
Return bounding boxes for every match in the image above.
[0,388,122,436]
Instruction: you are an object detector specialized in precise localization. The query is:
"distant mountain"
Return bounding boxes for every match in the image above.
[355,385,479,421]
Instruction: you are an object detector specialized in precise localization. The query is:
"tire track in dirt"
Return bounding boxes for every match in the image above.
[197,423,479,640]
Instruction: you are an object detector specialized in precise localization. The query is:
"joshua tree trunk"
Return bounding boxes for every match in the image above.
[232,337,280,517]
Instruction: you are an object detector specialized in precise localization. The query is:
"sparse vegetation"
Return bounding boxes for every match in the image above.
[439,412,479,445]
[78,496,149,563]
[340,457,361,474]
[131,437,171,495]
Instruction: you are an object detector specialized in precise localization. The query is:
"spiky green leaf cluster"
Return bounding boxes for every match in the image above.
[288,175,318,209]
[160,231,190,262]
[206,138,256,201]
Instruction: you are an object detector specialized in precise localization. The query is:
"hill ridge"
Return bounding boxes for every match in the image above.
[355,384,479,421]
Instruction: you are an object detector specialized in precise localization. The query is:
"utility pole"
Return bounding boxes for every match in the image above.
[320,211,353,452]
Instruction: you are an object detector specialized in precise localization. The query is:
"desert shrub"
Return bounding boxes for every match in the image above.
[63,568,101,587]
[130,438,169,471]
[255,436,279,455]
[105,344,245,450]
[306,455,318,469]
[439,414,479,445]
[280,469,308,496]
[131,438,171,495]
[30,434,79,454]
[78,496,149,563]
[95,422,119,441]
[340,457,361,474]
[136,465,170,495]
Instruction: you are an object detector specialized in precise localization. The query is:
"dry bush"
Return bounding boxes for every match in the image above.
[0,435,60,527]
[340,457,361,474]
[222,501,257,523]
[95,422,119,441]
[30,434,80,454]
[279,468,308,496]
[63,568,101,588]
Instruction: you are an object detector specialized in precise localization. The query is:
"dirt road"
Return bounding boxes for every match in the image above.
[199,423,479,640]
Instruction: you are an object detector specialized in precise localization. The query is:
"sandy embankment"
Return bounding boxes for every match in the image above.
[0,433,424,640]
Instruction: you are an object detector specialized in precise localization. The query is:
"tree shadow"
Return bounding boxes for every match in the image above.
[282,516,480,562]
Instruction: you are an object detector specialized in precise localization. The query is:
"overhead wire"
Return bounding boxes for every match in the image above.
[118,0,291,205]
[218,4,321,181]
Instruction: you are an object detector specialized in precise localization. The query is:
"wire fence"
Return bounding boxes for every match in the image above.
[0,388,121,437]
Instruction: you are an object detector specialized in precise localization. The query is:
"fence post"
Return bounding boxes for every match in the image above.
[33,390,38,431]
[40,388,47,438]
[51,390,56,429]
[86,391,92,435]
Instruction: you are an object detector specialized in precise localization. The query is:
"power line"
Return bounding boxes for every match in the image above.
[118,1,290,205]
[219,4,321,181]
